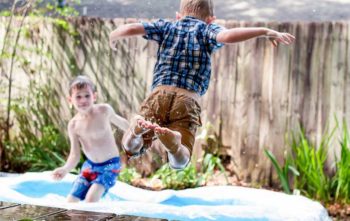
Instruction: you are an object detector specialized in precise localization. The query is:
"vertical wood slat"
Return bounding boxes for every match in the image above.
[0,17,349,183]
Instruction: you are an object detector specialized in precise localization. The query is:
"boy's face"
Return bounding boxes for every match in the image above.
[68,86,96,113]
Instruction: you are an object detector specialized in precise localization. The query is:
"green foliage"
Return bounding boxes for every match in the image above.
[117,154,227,190]
[152,163,202,189]
[53,18,79,37]
[264,149,299,194]
[0,10,11,17]
[26,0,80,37]
[152,153,227,190]
[118,167,141,184]
[197,122,221,155]
[0,0,80,172]
[331,121,350,204]
[266,126,333,201]
[266,120,350,204]
[290,127,333,202]
[28,0,80,18]
[4,82,69,172]
[201,153,228,183]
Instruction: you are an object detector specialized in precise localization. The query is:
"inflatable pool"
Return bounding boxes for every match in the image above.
[0,172,331,221]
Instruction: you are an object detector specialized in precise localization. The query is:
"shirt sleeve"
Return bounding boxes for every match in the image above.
[205,23,225,53]
[141,19,169,44]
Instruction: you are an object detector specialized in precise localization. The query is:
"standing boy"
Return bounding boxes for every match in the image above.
[52,75,129,202]
[109,0,295,170]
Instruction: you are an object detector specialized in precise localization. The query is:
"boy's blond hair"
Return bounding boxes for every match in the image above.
[69,75,96,95]
[180,0,214,21]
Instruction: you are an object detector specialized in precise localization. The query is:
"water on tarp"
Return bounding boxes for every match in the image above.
[0,172,331,221]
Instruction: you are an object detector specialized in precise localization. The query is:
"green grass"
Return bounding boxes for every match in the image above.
[264,149,298,194]
[331,121,350,204]
[290,127,333,202]
[266,120,350,204]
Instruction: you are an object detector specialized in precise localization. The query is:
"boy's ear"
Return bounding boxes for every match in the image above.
[176,11,182,20]
[206,16,216,24]
[93,92,97,102]
[67,95,74,109]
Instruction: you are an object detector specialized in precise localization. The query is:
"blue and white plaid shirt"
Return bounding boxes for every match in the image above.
[142,16,224,96]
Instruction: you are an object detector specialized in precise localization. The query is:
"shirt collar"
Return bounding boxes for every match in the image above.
[182,16,206,24]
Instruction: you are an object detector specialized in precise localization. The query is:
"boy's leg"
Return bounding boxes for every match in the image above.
[158,93,201,169]
[84,183,105,202]
[68,169,90,202]
[84,159,120,203]
[123,90,174,157]
[154,126,191,169]
[67,194,80,203]
[122,115,153,155]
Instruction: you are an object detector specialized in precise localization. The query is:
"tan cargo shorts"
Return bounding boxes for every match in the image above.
[138,87,202,154]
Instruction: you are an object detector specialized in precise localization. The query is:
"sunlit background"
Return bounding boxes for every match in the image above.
[1,0,350,20]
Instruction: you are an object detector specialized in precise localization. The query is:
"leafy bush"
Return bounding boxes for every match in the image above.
[331,122,350,204]
[117,153,227,190]
[152,163,202,189]
[4,82,69,172]
[151,153,227,190]
[118,167,141,184]
[266,121,350,204]
[0,0,80,172]
[290,128,333,202]
[264,149,298,194]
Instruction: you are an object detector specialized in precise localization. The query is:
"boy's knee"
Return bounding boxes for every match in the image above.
[67,195,80,203]
[84,196,99,203]
[122,130,143,151]
[169,156,190,170]
[168,145,191,170]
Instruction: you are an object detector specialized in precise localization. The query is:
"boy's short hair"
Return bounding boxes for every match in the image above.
[69,75,96,95]
[180,0,214,20]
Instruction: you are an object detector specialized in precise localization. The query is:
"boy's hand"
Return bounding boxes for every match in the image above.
[52,167,68,180]
[266,30,295,47]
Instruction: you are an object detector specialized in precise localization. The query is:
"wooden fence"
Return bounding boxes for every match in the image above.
[0,17,349,183]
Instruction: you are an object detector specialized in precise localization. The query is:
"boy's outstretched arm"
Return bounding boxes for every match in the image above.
[216,27,295,46]
[109,23,146,50]
[106,104,129,132]
[52,121,81,180]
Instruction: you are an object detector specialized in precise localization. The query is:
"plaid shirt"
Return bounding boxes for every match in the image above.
[142,16,224,96]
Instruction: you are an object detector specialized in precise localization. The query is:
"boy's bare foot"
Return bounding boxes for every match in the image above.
[122,115,156,156]
[154,125,190,169]
[154,126,182,154]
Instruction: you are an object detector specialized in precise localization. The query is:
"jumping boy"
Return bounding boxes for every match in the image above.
[109,0,295,170]
[52,75,129,202]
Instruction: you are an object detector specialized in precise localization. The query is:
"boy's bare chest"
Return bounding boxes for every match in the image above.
[75,116,110,139]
